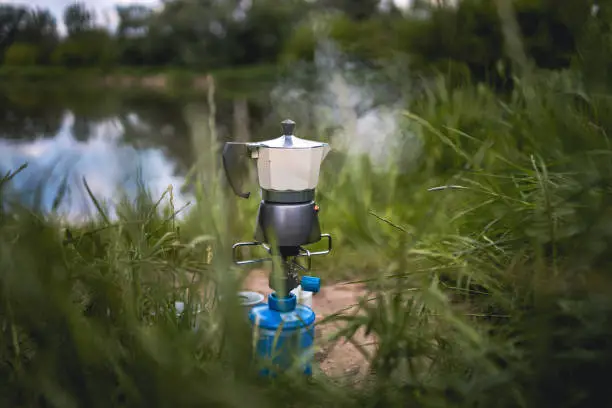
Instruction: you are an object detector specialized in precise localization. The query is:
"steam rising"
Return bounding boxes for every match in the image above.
[271,40,418,171]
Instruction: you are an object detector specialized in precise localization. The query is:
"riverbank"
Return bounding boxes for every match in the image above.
[0,64,282,95]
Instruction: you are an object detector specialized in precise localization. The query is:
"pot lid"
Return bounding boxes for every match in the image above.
[254,119,329,149]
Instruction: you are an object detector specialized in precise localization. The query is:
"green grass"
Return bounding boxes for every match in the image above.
[2,63,612,408]
[0,64,282,96]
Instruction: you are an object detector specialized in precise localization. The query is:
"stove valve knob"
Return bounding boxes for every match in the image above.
[301,276,321,293]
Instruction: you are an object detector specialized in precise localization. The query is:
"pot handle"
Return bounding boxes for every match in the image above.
[222,142,251,199]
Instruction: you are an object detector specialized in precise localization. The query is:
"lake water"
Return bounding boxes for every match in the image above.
[0,87,199,219]
[0,83,294,220]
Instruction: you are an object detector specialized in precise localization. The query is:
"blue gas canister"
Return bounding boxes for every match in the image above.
[249,292,316,376]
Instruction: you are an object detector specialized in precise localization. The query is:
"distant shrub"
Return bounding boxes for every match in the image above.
[0,66,70,83]
[3,43,41,66]
[166,69,195,89]
[328,15,398,62]
[51,30,117,68]
[281,23,317,63]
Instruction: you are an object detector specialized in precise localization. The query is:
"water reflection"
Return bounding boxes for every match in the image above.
[0,82,284,222]
[0,112,192,222]
[0,87,64,140]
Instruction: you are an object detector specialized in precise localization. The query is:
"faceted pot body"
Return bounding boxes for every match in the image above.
[253,144,330,191]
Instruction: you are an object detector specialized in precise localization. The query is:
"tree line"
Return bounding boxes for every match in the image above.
[0,0,608,82]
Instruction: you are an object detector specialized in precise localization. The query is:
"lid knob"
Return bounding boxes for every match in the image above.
[281,119,296,136]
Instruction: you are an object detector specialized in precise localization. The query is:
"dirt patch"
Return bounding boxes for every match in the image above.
[243,269,376,379]
[140,74,168,90]
[100,74,210,91]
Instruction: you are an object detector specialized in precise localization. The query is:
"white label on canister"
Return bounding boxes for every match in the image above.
[280,314,300,323]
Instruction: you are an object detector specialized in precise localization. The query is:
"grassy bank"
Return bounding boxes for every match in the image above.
[2,65,612,407]
[0,64,281,96]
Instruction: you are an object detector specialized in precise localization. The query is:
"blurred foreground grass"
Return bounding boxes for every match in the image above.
[2,66,612,407]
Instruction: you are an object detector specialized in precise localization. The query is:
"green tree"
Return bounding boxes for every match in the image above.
[327,14,400,62]
[116,5,153,38]
[394,0,597,83]
[147,0,310,68]
[63,2,94,38]
[17,8,58,63]
[322,0,381,20]
[52,30,116,68]
[3,42,40,66]
[54,2,116,68]
[227,0,312,66]
[514,0,595,69]
[147,0,218,67]
[575,0,612,89]
[0,5,58,63]
[281,22,318,63]
[0,5,29,55]
[115,5,156,66]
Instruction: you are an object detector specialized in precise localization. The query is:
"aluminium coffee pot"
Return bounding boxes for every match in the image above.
[222,119,331,199]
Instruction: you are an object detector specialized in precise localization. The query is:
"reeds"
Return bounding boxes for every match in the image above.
[317,67,612,406]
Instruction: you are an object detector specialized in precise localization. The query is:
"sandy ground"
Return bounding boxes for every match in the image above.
[244,269,376,379]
